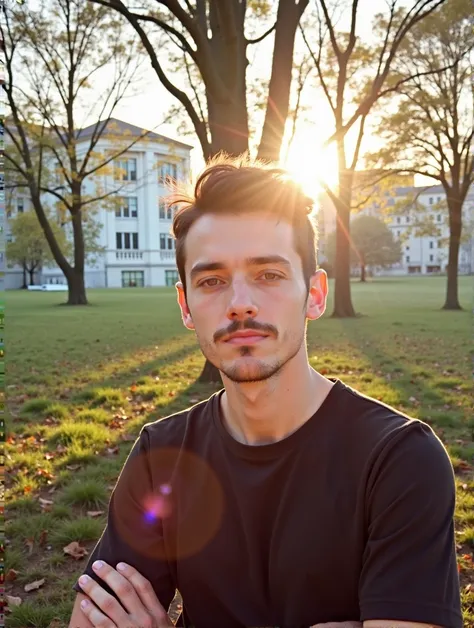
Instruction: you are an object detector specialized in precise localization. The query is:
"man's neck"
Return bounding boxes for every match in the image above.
[220,358,334,446]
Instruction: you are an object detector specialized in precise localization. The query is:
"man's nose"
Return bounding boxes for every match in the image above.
[226,281,258,320]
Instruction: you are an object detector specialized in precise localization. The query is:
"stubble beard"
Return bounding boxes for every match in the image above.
[199,329,306,384]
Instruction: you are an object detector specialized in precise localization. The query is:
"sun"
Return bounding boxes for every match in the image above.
[282,130,339,203]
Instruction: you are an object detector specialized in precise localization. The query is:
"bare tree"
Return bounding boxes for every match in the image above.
[303,0,447,317]
[3,0,156,304]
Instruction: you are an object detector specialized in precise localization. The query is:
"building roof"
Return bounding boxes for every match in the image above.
[76,118,193,150]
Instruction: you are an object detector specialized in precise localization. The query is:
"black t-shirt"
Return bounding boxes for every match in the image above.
[73,379,462,628]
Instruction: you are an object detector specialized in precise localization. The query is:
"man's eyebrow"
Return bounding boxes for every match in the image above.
[245,255,291,267]
[190,261,227,279]
[190,255,291,280]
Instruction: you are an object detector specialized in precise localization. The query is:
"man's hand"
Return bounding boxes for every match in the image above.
[77,561,173,627]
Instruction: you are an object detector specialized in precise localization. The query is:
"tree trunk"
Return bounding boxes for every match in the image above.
[257,0,309,162]
[442,196,463,310]
[66,268,88,305]
[28,268,35,285]
[207,1,249,158]
[21,265,27,289]
[360,263,366,282]
[332,164,356,317]
[198,358,222,384]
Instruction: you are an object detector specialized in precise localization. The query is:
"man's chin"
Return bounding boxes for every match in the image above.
[220,358,282,383]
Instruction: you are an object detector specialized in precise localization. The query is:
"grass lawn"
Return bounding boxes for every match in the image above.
[5,275,474,627]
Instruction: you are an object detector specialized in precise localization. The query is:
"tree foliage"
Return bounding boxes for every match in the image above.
[325,215,401,281]
[7,210,71,286]
[365,0,473,309]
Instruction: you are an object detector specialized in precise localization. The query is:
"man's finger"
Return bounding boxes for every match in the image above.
[114,562,172,626]
[79,597,115,628]
[78,572,131,626]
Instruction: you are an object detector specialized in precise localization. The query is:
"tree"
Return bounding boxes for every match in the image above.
[302,0,447,318]
[2,0,153,305]
[88,0,310,382]
[326,215,401,282]
[365,0,473,310]
[89,0,309,162]
[7,210,71,287]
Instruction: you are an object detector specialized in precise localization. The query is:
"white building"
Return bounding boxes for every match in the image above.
[318,182,474,276]
[6,119,192,289]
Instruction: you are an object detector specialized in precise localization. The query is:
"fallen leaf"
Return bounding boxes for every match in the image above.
[465,584,472,593]
[44,453,55,460]
[39,497,54,507]
[56,444,67,453]
[23,485,32,494]
[6,595,22,607]
[6,568,19,581]
[87,510,105,518]
[25,538,34,554]
[48,620,62,628]
[107,484,115,491]
[63,541,88,560]
[39,530,48,547]
[106,446,119,455]
[24,578,45,592]
[66,464,81,471]
[120,433,135,442]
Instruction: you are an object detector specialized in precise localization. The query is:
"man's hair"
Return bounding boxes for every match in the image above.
[169,154,318,296]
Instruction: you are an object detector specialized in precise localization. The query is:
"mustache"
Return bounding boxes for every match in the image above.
[214,319,278,343]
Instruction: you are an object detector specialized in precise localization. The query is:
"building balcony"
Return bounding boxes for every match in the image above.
[116,251,143,261]
[107,249,176,265]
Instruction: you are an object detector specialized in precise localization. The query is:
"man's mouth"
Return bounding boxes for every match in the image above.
[224,331,270,345]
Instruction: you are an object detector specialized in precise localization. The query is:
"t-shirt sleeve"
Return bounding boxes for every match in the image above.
[72,427,176,613]
[359,421,462,628]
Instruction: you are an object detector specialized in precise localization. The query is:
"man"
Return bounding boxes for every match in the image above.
[69,157,462,628]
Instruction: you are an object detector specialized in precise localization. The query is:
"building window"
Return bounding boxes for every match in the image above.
[437,196,442,202]
[17,198,24,213]
[397,230,401,238]
[437,214,441,222]
[406,245,410,251]
[158,162,178,184]
[160,233,174,250]
[116,232,139,250]
[159,200,173,220]
[165,269,179,287]
[406,216,410,223]
[122,270,144,288]
[406,255,410,263]
[396,217,401,224]
[429,254,434,262]
[115,197,138,218]
[429,197,433,205]
[438,239,442,248]
[115,158,137,181]
[429,241,433,249]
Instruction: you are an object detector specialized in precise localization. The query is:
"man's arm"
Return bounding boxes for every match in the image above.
[70,427,176,621]
[359,421,462,628]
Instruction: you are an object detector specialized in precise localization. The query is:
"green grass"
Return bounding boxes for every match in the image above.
[5,277,474,627]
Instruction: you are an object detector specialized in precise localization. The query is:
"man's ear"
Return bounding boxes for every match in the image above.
[306,269,328,321]
[176,281,195,330]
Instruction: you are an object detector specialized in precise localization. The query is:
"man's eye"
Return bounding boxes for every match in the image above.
[200,278,223,287]
[261,272,281,281]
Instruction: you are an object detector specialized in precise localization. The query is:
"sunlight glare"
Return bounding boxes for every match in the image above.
[283,137,338,203]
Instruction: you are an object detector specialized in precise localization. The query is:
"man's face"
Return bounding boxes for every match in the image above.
[177,212,328,383]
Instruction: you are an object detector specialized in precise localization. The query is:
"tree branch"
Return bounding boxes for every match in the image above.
[246,21,276,45]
